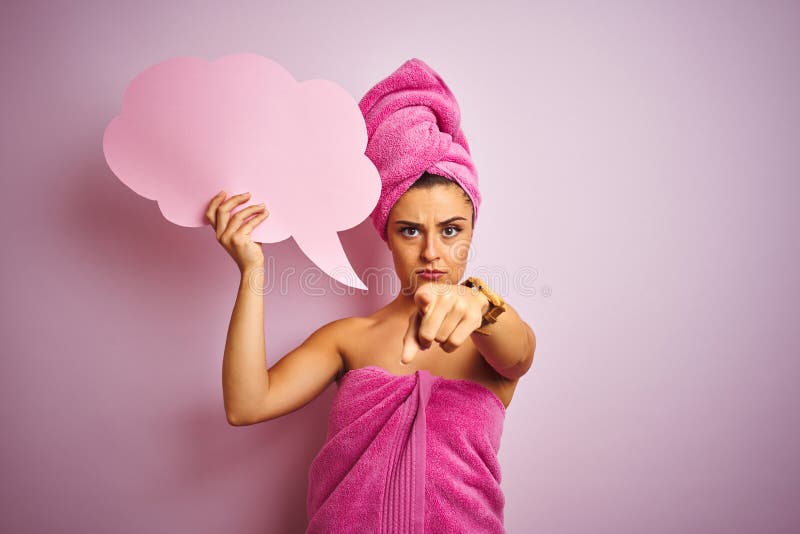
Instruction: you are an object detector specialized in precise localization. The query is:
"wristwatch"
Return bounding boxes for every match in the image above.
[462,276,507,335]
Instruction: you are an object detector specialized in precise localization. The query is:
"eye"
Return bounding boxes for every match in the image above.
[400,226,419,237]
[443,225,462,238]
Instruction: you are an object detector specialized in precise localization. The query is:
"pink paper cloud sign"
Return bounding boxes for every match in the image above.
[103,53,381,290]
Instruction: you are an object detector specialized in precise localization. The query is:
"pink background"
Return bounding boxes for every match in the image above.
[2,1,798,532]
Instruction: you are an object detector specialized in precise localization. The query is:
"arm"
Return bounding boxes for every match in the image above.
[223,266,346,426]
[207,190,344,426]
[221,266,268,425]
[470,295,536,381]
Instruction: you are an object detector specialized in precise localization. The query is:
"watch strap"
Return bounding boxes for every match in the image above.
[462,276,507,335]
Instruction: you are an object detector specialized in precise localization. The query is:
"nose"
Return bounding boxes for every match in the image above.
[420,234,440,262]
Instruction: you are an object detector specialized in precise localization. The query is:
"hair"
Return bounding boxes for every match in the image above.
[408,172,475,228]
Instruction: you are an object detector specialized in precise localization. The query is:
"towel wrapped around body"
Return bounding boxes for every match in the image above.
[306,365,506,533]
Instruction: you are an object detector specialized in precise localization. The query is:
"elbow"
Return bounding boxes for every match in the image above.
[513,327,536,378]
[226,411,245,426]
[528,326,536,363]
[227,412,259,426]
[494,326,536,380]
[227,406,271,426]
[225,391,273,426]
[525,327,536,369]
[225,404,256,426]
[224,398,241,425]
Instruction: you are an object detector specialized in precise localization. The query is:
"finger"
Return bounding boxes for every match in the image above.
[413,285,434,314]
[205,190,227,227]
[220,203,264,241]
[237,206,269,237]
[435,301,465,345]
[401,311,422,364]
[216,192,252,238]
[230,203,266,227]
[440,315,479,353]
[418,293,450,349]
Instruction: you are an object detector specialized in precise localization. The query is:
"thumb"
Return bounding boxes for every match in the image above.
[401,310,421,365]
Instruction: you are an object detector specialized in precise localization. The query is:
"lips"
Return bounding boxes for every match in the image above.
[417,268,447,281]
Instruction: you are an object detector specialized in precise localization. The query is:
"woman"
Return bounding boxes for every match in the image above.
[206,59,535,533]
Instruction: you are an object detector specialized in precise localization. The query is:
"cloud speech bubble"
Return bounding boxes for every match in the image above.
[103,53,380,290]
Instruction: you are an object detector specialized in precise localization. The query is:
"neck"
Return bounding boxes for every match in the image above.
[390,290,418,317]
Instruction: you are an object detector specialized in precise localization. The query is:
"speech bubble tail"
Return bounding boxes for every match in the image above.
[294,232,368,291]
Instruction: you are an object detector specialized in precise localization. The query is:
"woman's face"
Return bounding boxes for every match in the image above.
[386,184,474,293]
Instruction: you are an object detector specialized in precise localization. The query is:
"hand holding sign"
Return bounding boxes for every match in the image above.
[102,53,380,289]
[205,191,270,274]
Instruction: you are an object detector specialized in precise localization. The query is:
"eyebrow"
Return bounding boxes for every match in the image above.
[394,216,468,226]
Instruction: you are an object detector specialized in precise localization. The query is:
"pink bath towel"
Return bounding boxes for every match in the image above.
[306,366,506,533]
[359,58,482,242]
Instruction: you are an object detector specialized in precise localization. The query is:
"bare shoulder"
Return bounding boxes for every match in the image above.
[313,315,369,340]
[304,314,372,366]
[323,316,374,377]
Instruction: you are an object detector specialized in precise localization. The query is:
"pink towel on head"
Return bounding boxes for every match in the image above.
[359,58,482,242]
[306,366,506,533]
